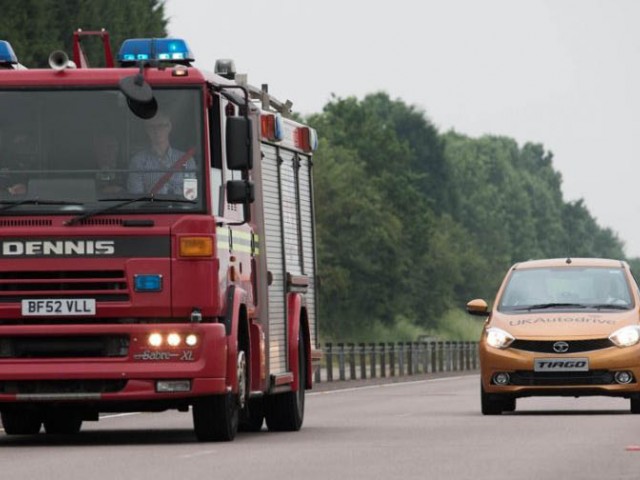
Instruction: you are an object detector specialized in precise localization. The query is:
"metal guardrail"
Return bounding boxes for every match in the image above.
[314,341,479,383]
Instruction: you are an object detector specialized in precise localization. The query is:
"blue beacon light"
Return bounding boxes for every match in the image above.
[118,38,194,64]
[0,40,18,65]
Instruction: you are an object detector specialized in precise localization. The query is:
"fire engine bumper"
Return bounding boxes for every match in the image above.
[0,323,230,404]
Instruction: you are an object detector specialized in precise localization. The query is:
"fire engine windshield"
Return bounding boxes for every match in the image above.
[0,88,205,214]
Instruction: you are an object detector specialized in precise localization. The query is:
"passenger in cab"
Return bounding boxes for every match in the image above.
[0,127,27,196]
[92,131,125,195]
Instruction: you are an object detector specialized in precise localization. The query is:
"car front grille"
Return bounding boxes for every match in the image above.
[510,370,618,386]
[510,338,613,354]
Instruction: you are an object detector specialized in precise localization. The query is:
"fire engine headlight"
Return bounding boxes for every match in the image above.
[185,334,198,347]
[167,333,181,347]
[148,333,163,347]
[609,326,640,347]
[485,327,515,349]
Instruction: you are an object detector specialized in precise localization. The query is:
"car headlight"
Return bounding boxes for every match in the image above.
[485,327,515,349]
[609,326,640,347]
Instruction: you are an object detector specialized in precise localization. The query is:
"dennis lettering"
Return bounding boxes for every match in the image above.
[2,240,115,256]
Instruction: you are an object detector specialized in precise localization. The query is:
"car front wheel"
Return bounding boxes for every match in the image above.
[481,384,506,415]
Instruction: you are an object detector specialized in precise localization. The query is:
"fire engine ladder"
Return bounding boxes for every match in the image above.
[72,28,114,68]
[236,77,293,118]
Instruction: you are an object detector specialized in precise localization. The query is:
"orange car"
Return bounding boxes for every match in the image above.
[467,258,640,415]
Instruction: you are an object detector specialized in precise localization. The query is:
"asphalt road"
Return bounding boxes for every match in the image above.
[2,374,640,480]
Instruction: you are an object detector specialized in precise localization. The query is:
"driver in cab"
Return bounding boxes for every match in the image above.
[126,112,196,196]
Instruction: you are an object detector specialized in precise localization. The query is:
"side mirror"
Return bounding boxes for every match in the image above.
[226,179,255,204]
[119,73,157,120]
[466,298,489,316]
[226,117,253,170]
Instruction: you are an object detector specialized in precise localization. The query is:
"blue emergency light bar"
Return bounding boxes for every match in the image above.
[118,38,194,64]
[0,40,18,65]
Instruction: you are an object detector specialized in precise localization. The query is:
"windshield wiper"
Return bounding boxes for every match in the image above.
[0,198,84,212]
[589,303,631,310]
[65,194,196,226]
[513,302,588,311]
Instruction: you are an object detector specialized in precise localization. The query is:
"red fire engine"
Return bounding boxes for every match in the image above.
[0,31,319,441]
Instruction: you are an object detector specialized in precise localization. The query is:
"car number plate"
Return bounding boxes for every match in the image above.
[534,358,589,372]
[21,299,96,316]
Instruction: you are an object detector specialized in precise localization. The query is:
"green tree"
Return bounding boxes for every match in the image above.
[313,141,404,335]
[0,0,166,67]
[310,93,464,337]
[309,93,628,340]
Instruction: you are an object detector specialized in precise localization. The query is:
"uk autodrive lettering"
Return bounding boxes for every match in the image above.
[509,316,615,327]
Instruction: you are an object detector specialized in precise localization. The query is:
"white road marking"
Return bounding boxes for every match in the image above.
[100,412,141,419]
[178,450,218,459]
[308,375,468,396]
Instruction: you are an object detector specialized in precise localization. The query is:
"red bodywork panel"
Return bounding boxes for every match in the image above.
[0,323,228,402]
[0,213,231,404]
[0,67,207,88]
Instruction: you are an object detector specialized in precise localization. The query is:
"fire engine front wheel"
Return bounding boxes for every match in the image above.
[1,408,42,435]
[193,393,238,442]
[192,350,247,442]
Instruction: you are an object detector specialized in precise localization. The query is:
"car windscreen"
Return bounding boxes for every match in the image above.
[0,87,205,214]
[498,266,634,312]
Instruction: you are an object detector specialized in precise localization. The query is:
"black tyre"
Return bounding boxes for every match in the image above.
[193,393,238,442]
[239,397,265,432]
[192,348,246,442]
[44,414,83,435]
[481,384,504,415]
[265,332,305,432]
[630,397,640,414]
[503,397,516,412]
[1,410,42,435]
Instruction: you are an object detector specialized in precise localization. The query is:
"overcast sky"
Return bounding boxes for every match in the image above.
[166,0,640,257]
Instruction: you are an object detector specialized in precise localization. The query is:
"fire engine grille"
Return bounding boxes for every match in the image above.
[0,219,53,227]
[0,379,127,395]
[510,370,616,386]
[510,339,614,353]
[72,217,123,226]
[0,335,129,358]
[0,270,129,302]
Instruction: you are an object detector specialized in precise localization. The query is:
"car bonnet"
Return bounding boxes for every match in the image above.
[489,309,639,339]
